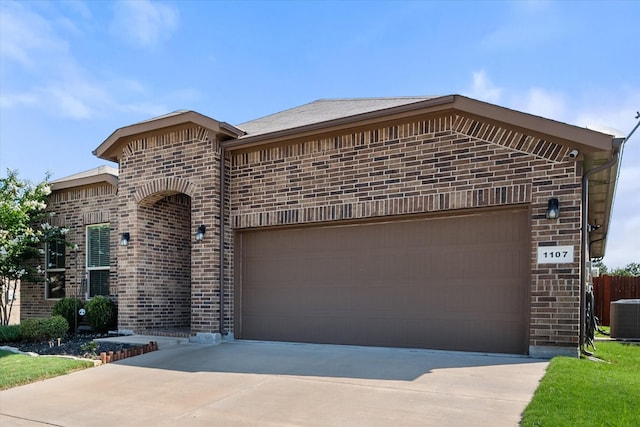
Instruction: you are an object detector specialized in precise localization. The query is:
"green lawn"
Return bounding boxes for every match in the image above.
[0,350,94,390]
[521,341,640,427]
[597,325,611,336]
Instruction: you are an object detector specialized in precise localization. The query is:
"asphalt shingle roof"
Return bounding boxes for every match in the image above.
[236,97,440,137]
[50,165,118,183]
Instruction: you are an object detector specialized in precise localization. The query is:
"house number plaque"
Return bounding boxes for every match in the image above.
[537,246,574,264]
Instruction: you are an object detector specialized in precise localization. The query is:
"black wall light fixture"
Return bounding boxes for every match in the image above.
[120,232,130,246]
[195,225,206,242]
[546,198,560,219]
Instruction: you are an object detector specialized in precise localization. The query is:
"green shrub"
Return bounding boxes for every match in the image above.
[80,340,100,356]
[43,316,69,339]
[19,316,69,341]
[0,325,21,342]
[52,297,84,332]
[19,319,46,341]
[86,296,117,333]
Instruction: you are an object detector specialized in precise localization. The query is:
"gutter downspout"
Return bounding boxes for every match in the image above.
[579,129,634,353]
[219,145,226,336]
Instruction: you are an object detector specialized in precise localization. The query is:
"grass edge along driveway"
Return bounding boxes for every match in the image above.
[521,341,640,427]
[0,349,94,390]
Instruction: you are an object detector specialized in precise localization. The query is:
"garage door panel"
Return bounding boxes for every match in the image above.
[239,209,529,354]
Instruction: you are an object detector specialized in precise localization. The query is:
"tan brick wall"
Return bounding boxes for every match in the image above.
[28,110,584,351]
[229,112,582,349]
[20,183,118,320]
[115,124,228,334]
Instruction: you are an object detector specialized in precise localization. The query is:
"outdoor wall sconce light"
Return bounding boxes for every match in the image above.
[546,198,560,219]
[120,232,130,246]
[195,225,206,242]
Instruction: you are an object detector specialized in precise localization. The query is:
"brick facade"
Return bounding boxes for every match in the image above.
[229,113,582,351]
[20,182,118,318]
[20,96,614,357]
[115,125,228,335]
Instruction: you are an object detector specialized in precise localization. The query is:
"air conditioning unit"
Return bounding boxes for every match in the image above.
[610,299,640,339]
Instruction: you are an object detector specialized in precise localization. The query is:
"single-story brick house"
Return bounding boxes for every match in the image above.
[21,95,623,357]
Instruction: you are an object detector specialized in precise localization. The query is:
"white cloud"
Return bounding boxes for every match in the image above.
[45,86,97,119]
[604,158,640,268]
[603,214,640,269]
[0,86,96,120]
[574,90,640,138]
[0,92,38,109]
[0,2,94,118]
[61,0,92,20]
[0,2,169,120]
[465,70,640,138]
[56,15,84,36]
[119,101,169,117]
[110,0,179,49]
[517,88,567,121]
[615,166,640,201]
[0,2,68,68]
[480,1,564,51]
[465,70,503,104]
[465,73,566,120]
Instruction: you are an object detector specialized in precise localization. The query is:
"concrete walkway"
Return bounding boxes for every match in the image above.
[0,339,548,426]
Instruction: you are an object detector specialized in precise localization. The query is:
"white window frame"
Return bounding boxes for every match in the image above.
[86,223,110,298]
[45,239,66,299]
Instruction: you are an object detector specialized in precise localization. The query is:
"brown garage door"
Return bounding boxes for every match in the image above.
[236,208,529,354]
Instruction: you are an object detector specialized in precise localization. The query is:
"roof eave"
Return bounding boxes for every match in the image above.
[223,95,614,152]
[223,95,457,150]
[50,173,118,191]
[94,111,245,162]
[453,96,613,151]
[586,138,625,259]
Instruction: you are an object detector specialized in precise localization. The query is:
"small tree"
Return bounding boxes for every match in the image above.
[0,170,67,325]
[591,259,608,275]
[593,260,640,277]
[610,262,640,277]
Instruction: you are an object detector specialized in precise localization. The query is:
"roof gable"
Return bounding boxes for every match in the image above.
[94,110,244,162]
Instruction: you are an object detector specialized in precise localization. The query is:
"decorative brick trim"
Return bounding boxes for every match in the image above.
[451,115,567,162]
[48,184,116,202]
[231,113,568,167]
[135,177,197,206]
[231,117,453,167]
[232,184,530,228]
[122,125,212,159]
[48,214,68,227]
[82,211,110,225]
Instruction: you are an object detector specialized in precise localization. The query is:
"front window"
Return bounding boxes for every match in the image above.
[46,239,66,299]
[86,224,110,297]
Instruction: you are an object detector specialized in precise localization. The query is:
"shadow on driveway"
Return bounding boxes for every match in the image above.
[114,339,544,381]
[1,339,549,427]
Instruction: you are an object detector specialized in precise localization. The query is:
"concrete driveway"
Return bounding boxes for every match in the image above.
[1,338,548,427]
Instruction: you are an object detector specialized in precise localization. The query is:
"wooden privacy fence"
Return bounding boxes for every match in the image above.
[593,275,640,325]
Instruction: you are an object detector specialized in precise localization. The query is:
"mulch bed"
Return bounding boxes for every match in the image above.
[0,333,134,360]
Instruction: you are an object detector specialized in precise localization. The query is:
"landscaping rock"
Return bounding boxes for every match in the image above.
[0,333,133,359]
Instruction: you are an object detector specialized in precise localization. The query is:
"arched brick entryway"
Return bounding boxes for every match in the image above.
[111,120,230,338]
[135,192,192,333]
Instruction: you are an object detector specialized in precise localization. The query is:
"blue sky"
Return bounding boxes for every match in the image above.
[1,0,638,268]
